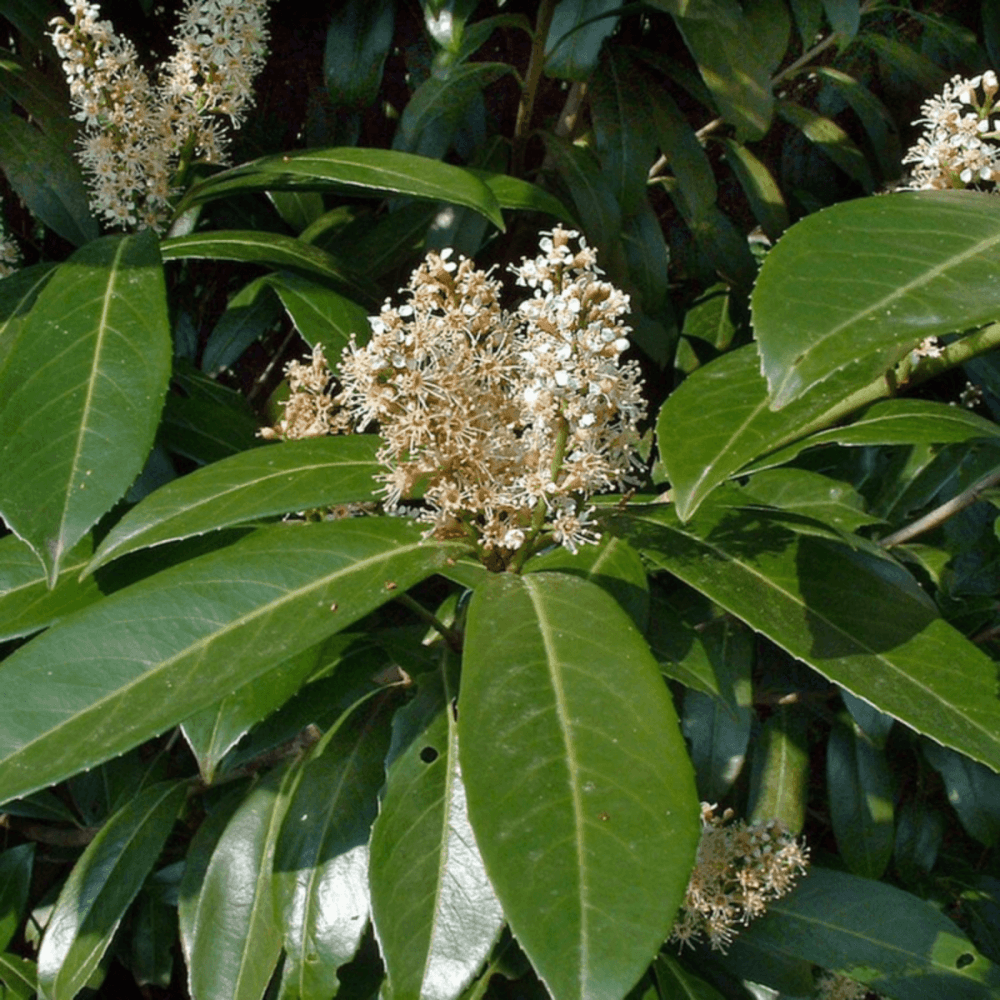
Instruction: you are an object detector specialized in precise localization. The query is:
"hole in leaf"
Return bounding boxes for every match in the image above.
[956,953,975,969]
[420,746,438,763]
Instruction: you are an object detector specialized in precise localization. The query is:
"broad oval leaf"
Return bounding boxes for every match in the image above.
[0,229,171,584]
[275,695,394,1000]
[88,436,384,574]
[611,502,1000,772]
[37,780,187,1000]
[753,191,1000,409]
[187,766,295,1000]
[739,867,1000,998]
[175,148,504,231]
[459,573,700,1000]
[0,518,466,804]
[370,665,503,1000]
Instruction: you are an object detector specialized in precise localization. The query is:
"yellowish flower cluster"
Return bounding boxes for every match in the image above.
[49,0,271,230]
[902,71,1000,190]
[268,228,646,557]
[670,803,809,953]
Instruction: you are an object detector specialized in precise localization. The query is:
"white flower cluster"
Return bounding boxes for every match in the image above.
[269,228,647,560]
[670,803,809,953]
[901,71,1000,190]
[49,0,271,230]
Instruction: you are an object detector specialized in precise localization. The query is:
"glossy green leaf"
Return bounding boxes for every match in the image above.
[0,263,58,381]
[275,695,393,1000]
[201,277,281,375]
[776,99,875,191]
[0,111,97,247]
[828,715,894,879]
[183,644,324,784]
[324,0,394,108]
[719,138,789,241]
[0,50,75,147]
[744,398,1000,473]
[0,519,466,804]
[545,0,621,82]
[674,6,773,141]
[268,190,326,234]
[590,48,658,215]
[129,888,175,988]
[752,191,1000,409]
[175,148,505,231]
[37,780,187,1000]
[745,0,791,75]
[0,230,171,585]
[748,706,810,833]
[395,63,512,159]
[739,867,1000,998]
[0,952,36,1000]
[0,844,33,952]
[459,573,700,1000]
[894,800,945,883]
[471,170,575,224]
[525,533,650,631]
[923,742,1000,847]
[187,766,295,1000]
[266,270,371,353]
[88,436,384,573]
[0,533,102,641]
[858,32,949,93]
[161,390,262,465]
[657,344,866,521]
[653,955,726,1000]
[160,230,365,293]
[645,585,723,699]
[610,502,1000,772]
[371,664,503,1000]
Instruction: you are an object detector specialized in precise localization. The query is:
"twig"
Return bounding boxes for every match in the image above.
[513,0,557,178]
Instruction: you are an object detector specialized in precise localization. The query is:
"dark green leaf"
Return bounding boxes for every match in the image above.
[0,263,58,381]
[0,519,466,803]
[0,844,33,952]
[923,742,1000,847]
[176,148,505,232]
[275,696,394,1000]
[201,277,281,375]
[89,436,383,572]
[740,867,1000,998]
[753,192,1000,409]
[0,229,171,584]
[645,584,724,699]
[471,170,576,224]
[776,100,875,191]
[858,32,949,93]
[719,138,789,241]
[611,502,1000,772]
[265,271,370,352]
[821,0,860,39]
[37,781,187,1000]
[186,767,295,1000]
[129,888,175,988]
[161,390,262,465]
[371,664,503,1000]
[545,0,621,82]
[653,955,726,1000]
[748,706,810,833]
[745,0,791,75]
[0,533,102,641]
[267,190,326,234]
[459,573,700,1000]
[324,0,394,108]
[0,952,36,1000]
[0,112,97,246]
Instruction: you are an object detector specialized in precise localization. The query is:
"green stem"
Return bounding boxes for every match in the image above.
[394,592,463,653]
[512,0,557,178]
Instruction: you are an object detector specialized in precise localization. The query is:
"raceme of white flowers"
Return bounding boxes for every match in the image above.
[267,227,647,558]
[49,0,272,231]
[902,70,1000,190]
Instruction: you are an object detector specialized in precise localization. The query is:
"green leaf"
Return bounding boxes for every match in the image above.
[394,63,513,159]
[275,695,393,1000]
[0,952,36,1000]
[370,663,503,1000]
[652,955,726,1000]
[160,230,367,296]
[645,584,724,699]
[0,518,466,804]
[129,888,175,988]
[610,502,1000,772]
[674,6,773,141]
[265,270,371,352]
[743,398,1000,474]
[923,742,1000,847]
[0,844,33,952]
[748,705,810,834]
[0,111,98,246]
[324,0,394,108]
[0,533,102,641]
[88,436,383,573]
[186,766,295,1000]
[752,191,1000,409]
[471,170,575,224]
[161,390,262,465]
[739,867,1000,998]
[0,263,58,381]
[201,277,281,375]
[656,344,863,521]
[545,0,622,82]
[821,0,860,39]
[858,32,949,93]
[182,644,324,784]
[719,138,789,241]
[175,148,505,232]
[37,780,187,1000]
[268,190,326,234]
[776,99,875,191]
[827,714,894,879]
[745,0,791,76]
[459,573,700,1000]
[0,229,171,584]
